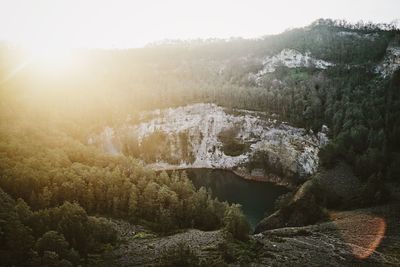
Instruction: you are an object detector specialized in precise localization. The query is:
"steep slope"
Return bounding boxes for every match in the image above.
[251,49,334,85]
[375,36,400,77]
[91,104,328,186]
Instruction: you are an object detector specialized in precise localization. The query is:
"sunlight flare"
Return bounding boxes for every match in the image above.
[27,44,75,73]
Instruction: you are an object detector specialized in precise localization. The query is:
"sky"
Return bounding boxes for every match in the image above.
[0,0,399,49]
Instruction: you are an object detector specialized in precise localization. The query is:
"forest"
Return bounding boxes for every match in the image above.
[0,19,399,266]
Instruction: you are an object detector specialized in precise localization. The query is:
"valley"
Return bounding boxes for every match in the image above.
[0,17,399,267]
[181,169,288,228]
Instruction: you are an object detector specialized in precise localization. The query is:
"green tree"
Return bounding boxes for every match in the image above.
[223,204,250,241]
[35,231,70,258]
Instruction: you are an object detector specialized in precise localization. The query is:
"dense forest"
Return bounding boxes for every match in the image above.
[0,19,399,266]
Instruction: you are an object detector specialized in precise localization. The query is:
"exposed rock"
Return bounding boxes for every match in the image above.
[98,127,120,155]
[375,36,400,78]
[253,49,334,83]
[91,103,328,185]
[254,204,400,266]
[109,228,226,266]
[250,168,265,177]
[107,204,400,266]
[337,31,379,40]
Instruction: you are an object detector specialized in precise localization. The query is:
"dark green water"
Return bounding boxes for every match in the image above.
[185,168,288,228]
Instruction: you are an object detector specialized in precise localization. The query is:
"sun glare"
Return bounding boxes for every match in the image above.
[25,43,75,74]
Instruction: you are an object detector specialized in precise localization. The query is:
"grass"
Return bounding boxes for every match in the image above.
[133,232,157,239]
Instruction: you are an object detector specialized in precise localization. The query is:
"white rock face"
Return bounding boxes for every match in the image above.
[92,104,328,181]
[100,127,120,155]
[336,31,378,40]
[375,46,400,78]
[255,49,334,76]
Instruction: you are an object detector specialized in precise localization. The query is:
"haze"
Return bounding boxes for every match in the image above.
[0,0,399,49]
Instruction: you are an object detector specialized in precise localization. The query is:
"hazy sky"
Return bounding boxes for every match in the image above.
[0,0,399,48]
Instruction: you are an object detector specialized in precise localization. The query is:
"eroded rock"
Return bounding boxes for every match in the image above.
[90,104,328,185]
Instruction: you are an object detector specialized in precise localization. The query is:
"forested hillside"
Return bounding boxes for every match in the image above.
[2,19,399,180]
[0,113,251,265]
[0,19,399,266]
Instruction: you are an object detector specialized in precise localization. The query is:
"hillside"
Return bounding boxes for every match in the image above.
[2,19,399,181]
[0,19,399,266]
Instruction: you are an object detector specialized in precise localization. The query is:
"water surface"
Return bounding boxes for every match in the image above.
[185,168,288,228]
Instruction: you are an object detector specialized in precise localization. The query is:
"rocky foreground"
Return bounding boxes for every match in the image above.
[105,204,399,266]
[254,204,400,266]
[97,162,400,267]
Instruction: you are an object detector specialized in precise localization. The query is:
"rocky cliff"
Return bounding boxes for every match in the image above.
[90,103,328,186]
